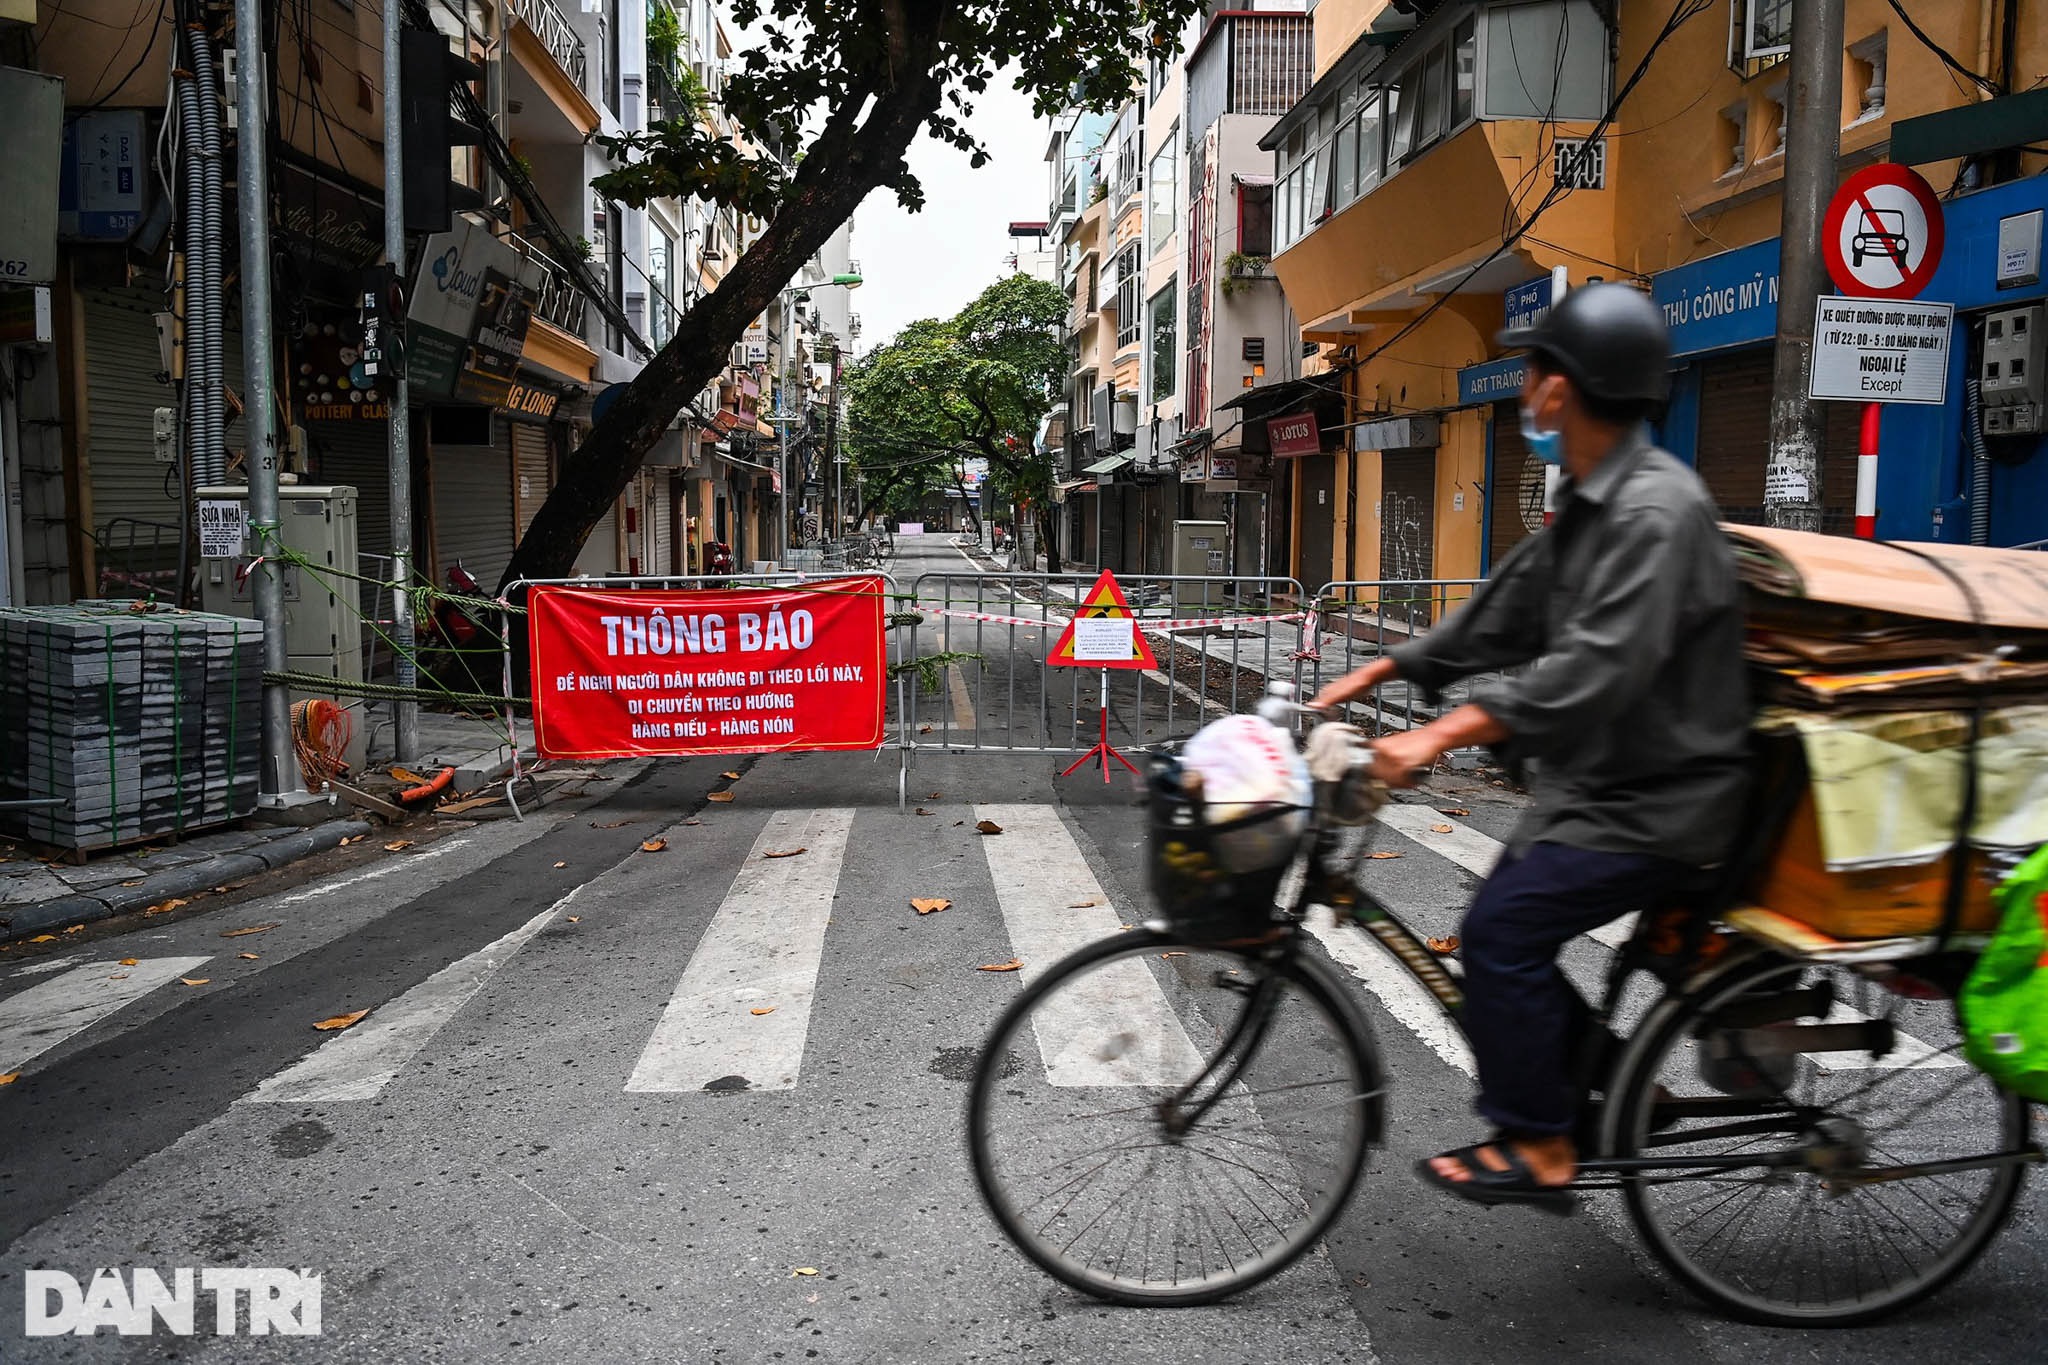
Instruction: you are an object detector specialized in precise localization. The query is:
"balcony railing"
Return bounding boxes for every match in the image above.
[508,0,588,88]
[648,63,689,123]
[506,231,592,338]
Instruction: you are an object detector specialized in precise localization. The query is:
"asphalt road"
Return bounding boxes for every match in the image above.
[1,533,2041,1362]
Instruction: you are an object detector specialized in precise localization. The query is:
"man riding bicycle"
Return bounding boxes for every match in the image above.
[1312,283,1751,1212]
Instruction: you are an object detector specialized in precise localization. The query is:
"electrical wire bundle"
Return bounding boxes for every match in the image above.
[290,697,353,791]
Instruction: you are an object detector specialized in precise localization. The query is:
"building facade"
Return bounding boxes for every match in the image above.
[1260,0,2048,596]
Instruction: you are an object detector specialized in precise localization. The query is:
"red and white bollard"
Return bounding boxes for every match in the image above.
[1854,403,1881,539]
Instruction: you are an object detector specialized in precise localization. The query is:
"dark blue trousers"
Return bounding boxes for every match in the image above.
[1462,841,1688,1136]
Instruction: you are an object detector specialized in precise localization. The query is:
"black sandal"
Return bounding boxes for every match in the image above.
[1415,1141,1577,1216]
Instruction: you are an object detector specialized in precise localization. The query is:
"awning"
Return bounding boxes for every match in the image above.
[1217,376,1326,416]
[754,419,776,438]
[1051,477,1095,504]
[1083,452,1133,475]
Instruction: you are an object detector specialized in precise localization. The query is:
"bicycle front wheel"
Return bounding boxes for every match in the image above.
[1605,952,2030,1327]
[966,928,1383,1306]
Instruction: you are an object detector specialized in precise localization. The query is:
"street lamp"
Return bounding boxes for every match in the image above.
[773,272,862,561]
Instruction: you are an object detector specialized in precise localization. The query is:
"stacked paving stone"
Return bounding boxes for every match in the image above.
[0,602,264,852]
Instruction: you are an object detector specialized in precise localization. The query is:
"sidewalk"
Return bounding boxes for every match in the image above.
[0,819,371,941]
[0,709,538,945]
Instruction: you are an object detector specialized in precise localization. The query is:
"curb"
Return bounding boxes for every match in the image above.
[0,819,371,946]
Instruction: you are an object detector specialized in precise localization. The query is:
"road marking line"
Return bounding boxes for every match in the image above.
[0,957,213,1075]
[1304,907,1475,1077]
[242,893,578,1104]
[626,808,854,1094]
[268,836,468,908]
[1373,803,1637,948]
[974,804,1204,1086]
[946,663,977,732]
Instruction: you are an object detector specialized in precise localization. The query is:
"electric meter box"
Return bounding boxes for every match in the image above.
[196,484,366,773]
[1171,520,1229,614]
[1980,304,2045,436]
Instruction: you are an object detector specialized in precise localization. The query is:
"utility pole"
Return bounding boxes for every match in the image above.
[1764,0,1845,532]
[381,0,418,762]
[823,344,841,539]
[233,0,301,802]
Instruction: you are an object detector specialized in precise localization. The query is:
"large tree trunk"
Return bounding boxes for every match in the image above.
[499,73,942,591]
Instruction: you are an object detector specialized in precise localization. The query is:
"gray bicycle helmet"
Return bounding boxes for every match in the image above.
[1496,281,1671,407]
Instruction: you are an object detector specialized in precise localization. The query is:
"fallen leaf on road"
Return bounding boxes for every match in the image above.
[28,934,57,943]
[1366,852,1403,861]
[120,879,143,887]
[179,977,209,987]
[0,1073,17,1086]
[119,957,139,966]
[1068,899,1100,908]
[722,771,743,781]
[143,898,189,916]
[63,924,84,934]
[1437,808,1470,818]
[707,792,736,804]
[313,1009,370,1031]
[1160,951,1186,959]
[220,923,278,938]
[107,973,128,980]
[977,958,1023,973]
[791,1267,818,1278]
[591,819,633,829]
[340,835,366,846]
[554,861,569,869]
[953,820,964,827]
[914,807,934,816]
[389,766,428,785]
[683,818,702,826]
[975,820,1003,835]
[918,725,933,734]
[1426,935,1461,955]
[384,840,414,852]
[238,952,259,960]
[927,792,942,800]
[763,848,807,859]
[911,898,951,915]
[566,916,581,924]
[1430,824,1455,834]
[750,1006,777,1016]
[640,839,669,853]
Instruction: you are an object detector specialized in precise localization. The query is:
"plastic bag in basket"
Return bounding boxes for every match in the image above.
[1180,714,1311,873]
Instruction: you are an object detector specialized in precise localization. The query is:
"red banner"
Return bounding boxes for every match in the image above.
[1267,411,1321,458]
[528,576,888,759]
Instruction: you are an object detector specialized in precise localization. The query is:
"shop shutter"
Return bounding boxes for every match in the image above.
[575,499,621,576]
[1488,401,1543,570]
[1695,350,1773,524]
[1695,348,1860,531]
[649,470,674,577]
[83,286,247,594]
[306,422,393,627]
[1379,449,1437,618]
[511,422,552,540]
[431,437,515,590]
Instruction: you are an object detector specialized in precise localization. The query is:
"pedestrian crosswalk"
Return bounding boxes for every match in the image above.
[0,800,1959,1102]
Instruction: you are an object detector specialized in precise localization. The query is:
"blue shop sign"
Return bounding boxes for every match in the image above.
[1457,355,1528,407]
[1504,277,1553,332]
[1650,238,1782,358]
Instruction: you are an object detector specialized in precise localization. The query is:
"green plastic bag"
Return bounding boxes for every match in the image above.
[1960,842,2048,1102]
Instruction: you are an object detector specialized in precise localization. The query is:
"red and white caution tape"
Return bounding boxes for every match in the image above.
[928,607,1305,633]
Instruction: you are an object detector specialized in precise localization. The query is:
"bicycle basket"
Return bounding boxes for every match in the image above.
[1146,755,1301,943]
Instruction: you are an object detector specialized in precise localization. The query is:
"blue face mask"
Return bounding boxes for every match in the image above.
[1519,404,1565,466]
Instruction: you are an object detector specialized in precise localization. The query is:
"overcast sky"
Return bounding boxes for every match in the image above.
[848,75,1048,351]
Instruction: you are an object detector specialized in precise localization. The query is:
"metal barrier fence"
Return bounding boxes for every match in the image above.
[1301,579,1491,736]
[902,571,1308,762]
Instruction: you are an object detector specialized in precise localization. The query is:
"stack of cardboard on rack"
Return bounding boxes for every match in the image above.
[1724,527,2048,940]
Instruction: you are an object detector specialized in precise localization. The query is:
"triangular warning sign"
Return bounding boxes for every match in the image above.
[1048,570,1159,670]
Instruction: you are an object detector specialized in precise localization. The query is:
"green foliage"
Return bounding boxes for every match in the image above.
[646,3,684,73]
[1219,250,1268,298]
[589,0,1207,218]
[844,274,1068,514]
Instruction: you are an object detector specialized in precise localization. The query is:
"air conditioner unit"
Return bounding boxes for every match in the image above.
[1112,396,1139,436]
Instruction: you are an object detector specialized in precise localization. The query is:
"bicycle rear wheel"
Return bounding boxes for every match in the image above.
[967,928,1383,1306]
[1605,952,2031,1326]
